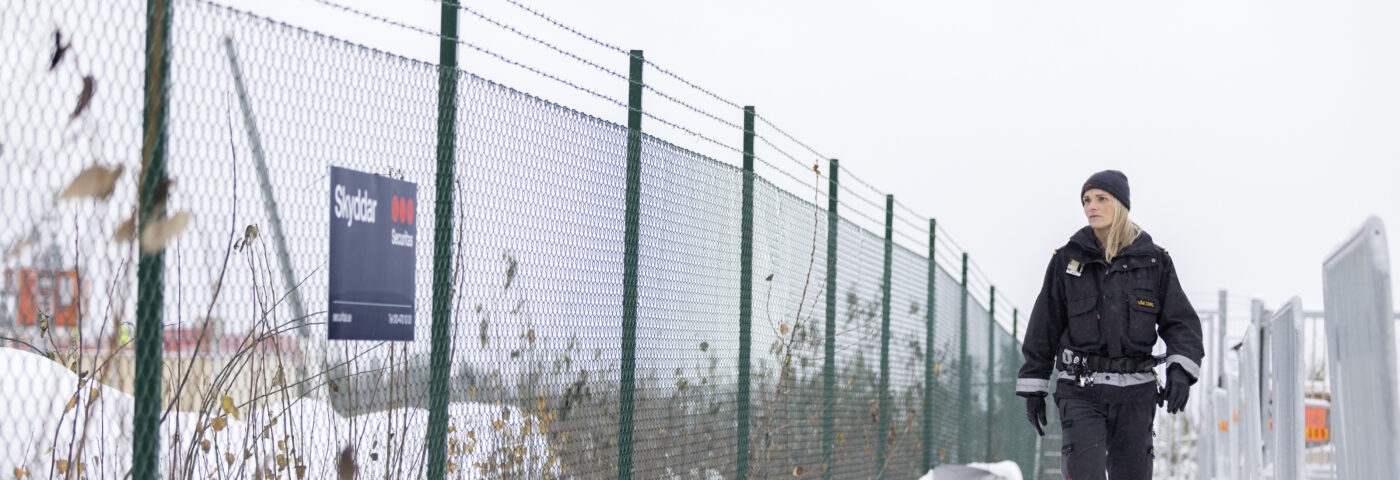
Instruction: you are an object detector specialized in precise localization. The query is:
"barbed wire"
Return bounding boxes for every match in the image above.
[293,0,630,109]
[457,36,630,109]
[893,228,929,251]
[492,0,756,116]
[643,61,745,111]
[834,181,889,219]
[754,114,827,161]
[496,0,627,54]
[644,83,744,130]
[303,0,441,43]
[755,133,821,174]
[456,2,628,80]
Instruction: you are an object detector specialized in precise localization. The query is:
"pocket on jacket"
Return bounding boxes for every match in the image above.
[1127,295,1160,347]
[1066,296,1098,346]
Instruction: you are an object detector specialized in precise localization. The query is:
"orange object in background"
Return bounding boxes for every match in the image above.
[16,268,82,328]
[1305,405,1330,443]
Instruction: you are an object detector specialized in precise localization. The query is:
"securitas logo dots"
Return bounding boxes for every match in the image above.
[391,196,414,225]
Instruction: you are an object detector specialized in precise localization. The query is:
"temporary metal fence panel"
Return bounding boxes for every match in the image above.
[1271,296,1305,480]
[1322,216,1397,479]
[1238,323,1264,480]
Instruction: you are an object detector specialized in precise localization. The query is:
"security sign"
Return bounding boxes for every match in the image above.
[328,166,416,341]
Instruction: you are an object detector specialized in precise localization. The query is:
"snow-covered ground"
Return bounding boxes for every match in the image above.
[0,347,557,478]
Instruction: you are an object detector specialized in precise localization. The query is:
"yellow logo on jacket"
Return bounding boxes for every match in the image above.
[1137,299,1156,308]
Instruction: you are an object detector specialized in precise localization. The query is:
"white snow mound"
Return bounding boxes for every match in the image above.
[0,347,557,478]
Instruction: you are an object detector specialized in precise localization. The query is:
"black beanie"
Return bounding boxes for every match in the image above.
[1081,170,1130,210]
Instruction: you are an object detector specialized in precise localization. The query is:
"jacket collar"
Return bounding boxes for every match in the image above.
[1067,226,1155,262]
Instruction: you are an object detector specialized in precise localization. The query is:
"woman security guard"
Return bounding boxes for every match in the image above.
[1016,170,1204,479]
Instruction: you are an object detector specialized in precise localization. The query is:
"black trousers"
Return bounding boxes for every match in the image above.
[1055,384,1156,480]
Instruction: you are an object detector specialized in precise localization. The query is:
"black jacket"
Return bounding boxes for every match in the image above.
[1015,227,1204,397]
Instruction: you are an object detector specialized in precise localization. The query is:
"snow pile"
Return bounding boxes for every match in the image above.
[918,460,1023,480]
[0,347,557,478]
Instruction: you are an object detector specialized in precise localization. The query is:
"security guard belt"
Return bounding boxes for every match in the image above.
[1057,349,1160,374]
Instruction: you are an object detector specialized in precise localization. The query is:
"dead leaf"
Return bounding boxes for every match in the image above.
[201,439,210,453]
[212,416,227,432]
[272,366,284,387]
[276,454,287,470]
[527,328,535,344]
[780,324,790,336]
[50,30,70,71]
[14,467,26,479]
[139,210,191,254]
[225,452,234,466]
[64,392,79,413]
[59,164,123,200]
[55,460,68,475]
[114,215,136,241]
[794,466,804,476]
[69,75,94,122]
[336,445,356,480]
[220,394,240,420]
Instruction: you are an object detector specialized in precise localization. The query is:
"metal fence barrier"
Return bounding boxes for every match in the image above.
[1271,296,1305,480]
[1321,216,1397,479]
[1196,217,1392,480]
[0,0,1036,479]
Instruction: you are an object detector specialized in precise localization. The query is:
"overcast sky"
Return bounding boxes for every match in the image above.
[223,0,1400,339]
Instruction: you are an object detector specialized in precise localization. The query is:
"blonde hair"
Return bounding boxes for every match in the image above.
[1103,196,1141,263]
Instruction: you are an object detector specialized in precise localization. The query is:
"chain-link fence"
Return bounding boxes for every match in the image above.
[0,0,1037,478]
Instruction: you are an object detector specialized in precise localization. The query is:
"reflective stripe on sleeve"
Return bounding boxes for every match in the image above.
[1164,355,1200,380]
[1017,378,1050,394]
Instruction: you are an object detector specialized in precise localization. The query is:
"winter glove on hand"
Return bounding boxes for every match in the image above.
[1163,365,1193,414]
[1024,394,1047,436]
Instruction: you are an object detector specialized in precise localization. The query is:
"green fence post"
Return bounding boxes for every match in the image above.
[618,49,644,480]
[985,286,995,462]
[425,1,459,479]
[1013,308,1018,339]
[737,105,755,480]
[956,253,970,464]
[875,195,894,479]
[134,0,171,477]
[922,218,936,472]
[821,159,839,479]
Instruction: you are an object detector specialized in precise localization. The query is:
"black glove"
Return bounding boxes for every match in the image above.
[1024,394,1047,436]
[1162,365,1193,414]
